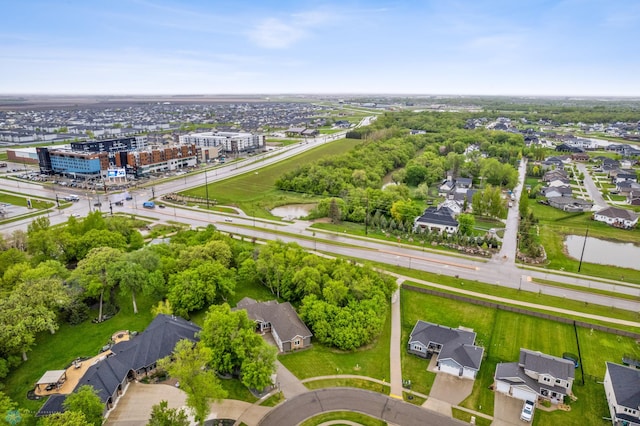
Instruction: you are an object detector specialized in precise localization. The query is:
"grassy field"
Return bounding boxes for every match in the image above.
[278,303,391,381]
[366,263,640,331]
[5,292,159,412]
[0,191,53,210]
[530,201,640,283]
[304,378,390,394]
[299,411,386,426]
[181,138,362,219]
[400,287,640,425]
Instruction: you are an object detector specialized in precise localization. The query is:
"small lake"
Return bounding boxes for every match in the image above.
[270,204,316,219]
[564,235,640,270]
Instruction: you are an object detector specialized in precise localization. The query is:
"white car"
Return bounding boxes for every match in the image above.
[520,400,534,422]
[224,217,233,222]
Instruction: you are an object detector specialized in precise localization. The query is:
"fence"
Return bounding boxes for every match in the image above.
[403,284,640,340]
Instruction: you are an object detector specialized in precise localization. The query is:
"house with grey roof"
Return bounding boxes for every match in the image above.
[413,206,459,234]
[37,314,200,417]
[541,185,573,198]
[236,297,312,353]
[593,207,639,229]
[547,197,593,212]
[494,349,575,403]
[407,321,484,379]
[604,362,640,426]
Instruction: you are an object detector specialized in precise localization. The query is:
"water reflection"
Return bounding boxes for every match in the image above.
[565,235,640,270]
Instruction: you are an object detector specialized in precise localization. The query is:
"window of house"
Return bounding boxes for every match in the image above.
[555,379,561,384]
[414,345,423,351]
[294,339,300,346]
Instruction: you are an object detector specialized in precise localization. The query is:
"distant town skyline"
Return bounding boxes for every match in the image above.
[1,0,639,97]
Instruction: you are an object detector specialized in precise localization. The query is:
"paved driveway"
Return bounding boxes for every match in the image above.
[492,393,530,426]
[428,373,474,406]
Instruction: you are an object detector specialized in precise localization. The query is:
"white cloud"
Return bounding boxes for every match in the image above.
[248,18,306,49]
[247,7,339,49]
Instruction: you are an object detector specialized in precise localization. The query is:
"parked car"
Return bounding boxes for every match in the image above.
[94,202,102,207]
[520,400,534,422]
[114,201,124,206]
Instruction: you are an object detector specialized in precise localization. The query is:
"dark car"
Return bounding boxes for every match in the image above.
[94,202,102,207]
[158,204,166,208]
[114,201,124,206]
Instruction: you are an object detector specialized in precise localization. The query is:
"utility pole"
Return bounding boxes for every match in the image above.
[578,227,589,272]
[109,202,113,216]
[365,197,369,235]
[204,169,210,209]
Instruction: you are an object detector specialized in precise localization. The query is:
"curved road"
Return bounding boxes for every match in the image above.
[257,388,466,426]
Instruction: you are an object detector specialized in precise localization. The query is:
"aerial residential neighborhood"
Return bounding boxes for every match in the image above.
[1,1,640,425]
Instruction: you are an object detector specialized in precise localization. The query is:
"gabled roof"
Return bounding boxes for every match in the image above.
[595,206,639,221]
[409,321,483,370]
[37,315,199,416]
[606,362,640,410]
[236,298,312,342]
[415,206,459,227]
[519,349,575,381]
[495,362,569,397]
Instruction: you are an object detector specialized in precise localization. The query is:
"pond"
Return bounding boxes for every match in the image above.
[270,204,316,219]
[564,235,640,270]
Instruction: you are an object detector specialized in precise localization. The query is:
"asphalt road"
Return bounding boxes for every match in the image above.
[576,162,608,208]
[257,388,466,426]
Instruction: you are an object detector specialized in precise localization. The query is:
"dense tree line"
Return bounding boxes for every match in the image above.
[239,241,396,350]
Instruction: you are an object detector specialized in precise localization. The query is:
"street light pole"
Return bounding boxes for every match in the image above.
[578,227,589,272]
[204,169,210,209]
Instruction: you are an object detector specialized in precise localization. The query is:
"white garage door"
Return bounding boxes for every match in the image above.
[439,363,461,376]
[495,380,511,394]
[462,367,476,379]
[512,386,537,402]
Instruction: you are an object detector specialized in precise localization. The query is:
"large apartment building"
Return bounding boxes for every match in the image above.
[179,131,264,153]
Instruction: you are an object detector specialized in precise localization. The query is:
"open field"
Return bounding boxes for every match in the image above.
[278,304,390,381]
[401,288,639,424]
[181,138,361,219]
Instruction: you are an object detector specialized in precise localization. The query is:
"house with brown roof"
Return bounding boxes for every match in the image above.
[236,298,312,352]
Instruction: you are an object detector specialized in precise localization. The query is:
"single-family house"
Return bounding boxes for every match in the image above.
[413,206,459,234]
[616,181,640,196]
[285,127,306,137]
[593,207,639,229]
[439,199,462,216]
[407,321,484,379]
[37,315,200,417]
[494,349,575,403]
[547,197,593,212]
[439,179,456,196]
[556,143,584,153]
[613,171,638,184]
[601,158,621,172]
[541,186,572,198]
[235,298,312,353]
[543,169,568,183]
[571,152,590,162]
[547,178,571,187]
[301,128,319,137]
[603,362,640,426]
[627,192,640,206]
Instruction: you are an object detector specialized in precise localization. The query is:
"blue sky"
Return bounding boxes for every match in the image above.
[1,0,639,96]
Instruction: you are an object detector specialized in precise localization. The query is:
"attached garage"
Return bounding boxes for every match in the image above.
[512,386,537,402]
[495,380,511,394]
[462,367,478,379]
[438,359,462,377]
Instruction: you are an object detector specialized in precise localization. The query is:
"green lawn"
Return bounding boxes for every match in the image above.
[304,378,390,394]
[530,201,640,283]
[299,411,386,426]
[5,292,159,412]
[400,287,639,424]
[401,288,495,396]
[0,191,53,210]
[180,138,361,219]
[219,378,258,403]
[278,303,390,381]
